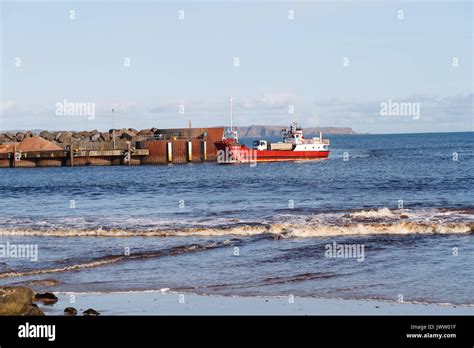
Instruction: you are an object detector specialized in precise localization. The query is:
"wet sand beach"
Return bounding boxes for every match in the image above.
[39,291,474,316]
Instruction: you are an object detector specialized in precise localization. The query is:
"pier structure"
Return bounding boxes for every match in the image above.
[0,127,224,168]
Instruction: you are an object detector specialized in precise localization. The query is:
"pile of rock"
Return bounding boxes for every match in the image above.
[0,127,160,145]
[0,286,44,316]
[0,286,101,316]
[0,131,35,143]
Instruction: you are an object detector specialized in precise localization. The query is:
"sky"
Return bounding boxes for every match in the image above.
[0,0,472,134]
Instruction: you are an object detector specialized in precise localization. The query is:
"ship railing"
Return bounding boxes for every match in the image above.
[302,139,330,145]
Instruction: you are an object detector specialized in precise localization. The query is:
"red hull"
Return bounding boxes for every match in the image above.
[251,149,329,161]
[214,140,329,163]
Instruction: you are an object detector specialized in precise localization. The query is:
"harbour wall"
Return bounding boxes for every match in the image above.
[0,127,223,168]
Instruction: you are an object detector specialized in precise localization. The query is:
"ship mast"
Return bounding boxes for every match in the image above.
[229,97,233,131]
[224,96,238,143]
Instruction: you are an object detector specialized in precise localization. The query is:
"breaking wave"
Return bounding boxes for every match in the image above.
[0,221,471,238]
[0,208,472,238]
[267,221,472,237]
[0,256,123,279]
[349,207,398,219]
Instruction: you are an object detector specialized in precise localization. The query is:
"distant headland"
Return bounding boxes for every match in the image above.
[0,125,356,144]
[236,125,357,137]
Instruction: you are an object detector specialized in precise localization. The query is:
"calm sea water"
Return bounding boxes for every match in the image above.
[0,132,473,305]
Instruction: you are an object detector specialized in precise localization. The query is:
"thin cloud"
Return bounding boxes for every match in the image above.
[314,93,473,133]
[239,93,298,110]
[0,100,16,114]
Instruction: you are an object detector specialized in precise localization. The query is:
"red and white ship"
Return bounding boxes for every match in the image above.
[214,98,330,163]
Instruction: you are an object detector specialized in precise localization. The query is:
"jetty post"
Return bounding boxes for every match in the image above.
[201,141,207,161]
[69,144,74,167]
[186,141,192,162]
[11,145,17,168]
[126,141,131,165]
[167,142,173,163]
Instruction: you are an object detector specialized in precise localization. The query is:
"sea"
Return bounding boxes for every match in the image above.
[0,132,473,306]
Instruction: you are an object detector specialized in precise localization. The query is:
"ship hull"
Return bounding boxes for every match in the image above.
[214,141,329,163]
[251,149,329,161]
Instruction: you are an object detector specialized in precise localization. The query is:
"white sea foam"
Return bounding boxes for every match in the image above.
[0,221,471,238]
[0,257,122,279]
[0,208,471,238]
[271,222,472,237]
[349,207,400,219]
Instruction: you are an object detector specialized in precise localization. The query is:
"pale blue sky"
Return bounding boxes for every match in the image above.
[1,0,472,133]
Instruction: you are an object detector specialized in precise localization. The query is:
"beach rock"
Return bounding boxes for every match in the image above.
[100,132,111,142]
[24,131,34,139]
[39,130,55,141]
[79,131,92,138]
[83,308,100,316]
[400,214,409,219]
[57,132,73,143]
[110,128,125,138]
[0,286,44,316]
[91,133,101,142]
[15,132,25,142]
[64,307,78,316]
[138,129,153,136]
[121,129,136,140]
[35,292,59,304]
[151,127,159,134]
[25,303,44,316]
[128,128,138,134]
[5,132,15,140]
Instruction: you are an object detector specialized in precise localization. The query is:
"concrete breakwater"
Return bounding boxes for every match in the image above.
[0,127,224,168]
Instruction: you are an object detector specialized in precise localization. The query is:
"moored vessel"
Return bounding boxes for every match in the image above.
[214,98,330,163]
